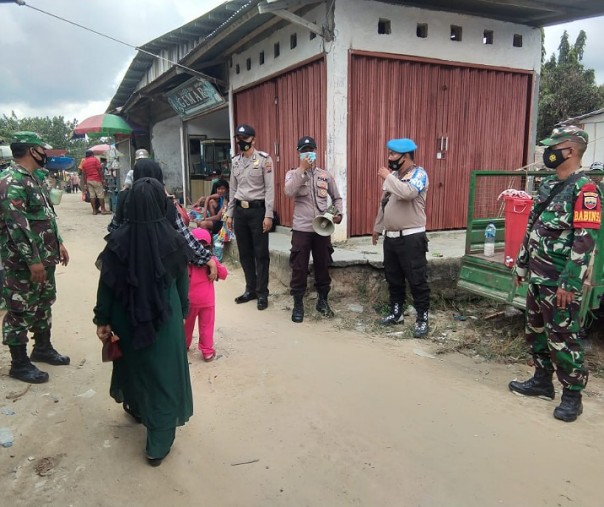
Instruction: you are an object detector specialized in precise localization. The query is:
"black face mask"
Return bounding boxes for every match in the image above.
[388,155,404,171]
[31,149,47,168]
[237,139,252,152]
[543,147,567,169]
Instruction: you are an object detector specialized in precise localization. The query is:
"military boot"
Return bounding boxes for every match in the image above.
[508,368,555,400]
[379,302,404,326]
[292,295,304,323]
[414,311,429,338]
[30,330,70,366]
[316,292,334,318]
[553,388,583,422]
[9,345,49,384]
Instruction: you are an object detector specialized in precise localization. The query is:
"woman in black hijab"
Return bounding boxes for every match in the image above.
[94,177,193,466]
[107,158,217,280]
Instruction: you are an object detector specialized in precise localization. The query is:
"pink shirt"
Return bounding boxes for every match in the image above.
[188,256,228,307]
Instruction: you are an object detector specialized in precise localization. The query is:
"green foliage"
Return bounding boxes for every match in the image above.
[538,30,604,140]
[0,112,87,159]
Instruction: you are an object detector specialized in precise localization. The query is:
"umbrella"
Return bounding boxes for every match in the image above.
[73,114,132,138]
[89,144,111,155]
[46,156,75,171]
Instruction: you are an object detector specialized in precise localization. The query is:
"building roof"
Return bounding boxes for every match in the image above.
[108,0,604,113]
[561,108,604,125]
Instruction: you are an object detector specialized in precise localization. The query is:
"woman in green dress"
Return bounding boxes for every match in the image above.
[94,177,193,466]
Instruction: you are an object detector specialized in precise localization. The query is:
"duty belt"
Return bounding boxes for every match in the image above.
[235,199,265,209]
[384,226,426,238]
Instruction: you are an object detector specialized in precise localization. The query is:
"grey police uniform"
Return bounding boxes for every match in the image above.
[226,149,275,298]
[373,165,430,318]
[284,166,342,296]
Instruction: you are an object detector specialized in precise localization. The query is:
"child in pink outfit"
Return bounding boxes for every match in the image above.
[185,228,228,361]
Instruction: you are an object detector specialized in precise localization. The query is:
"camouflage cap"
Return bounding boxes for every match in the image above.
[540,125,588,146]
[10,131,52,149]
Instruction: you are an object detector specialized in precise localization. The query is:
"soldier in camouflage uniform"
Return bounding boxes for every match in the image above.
[510,126,601,422]
[0,132,70,384]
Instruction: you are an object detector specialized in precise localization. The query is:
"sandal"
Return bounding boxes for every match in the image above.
[203,352,216,362]
[122,402,142,424]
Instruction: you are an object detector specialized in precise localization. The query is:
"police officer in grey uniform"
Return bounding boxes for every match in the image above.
[373,138,430,337]
[225,124,275,310]
[284,136,343,323]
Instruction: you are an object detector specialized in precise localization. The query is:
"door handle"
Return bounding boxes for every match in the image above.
[444,137,449,152]
[274,141,279,156]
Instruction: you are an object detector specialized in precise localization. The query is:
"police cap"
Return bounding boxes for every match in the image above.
[297,136,317,150]
[235,124,256,137]
[386,138,417,154]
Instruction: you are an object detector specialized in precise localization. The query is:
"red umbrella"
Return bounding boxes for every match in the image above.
[73,114,132,138]
[89,144,111,155]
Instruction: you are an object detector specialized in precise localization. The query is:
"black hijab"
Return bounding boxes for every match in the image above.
[98,177,191,350]
[114,159,176,227]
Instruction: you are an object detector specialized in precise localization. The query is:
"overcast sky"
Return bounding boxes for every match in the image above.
[0,1,602,122]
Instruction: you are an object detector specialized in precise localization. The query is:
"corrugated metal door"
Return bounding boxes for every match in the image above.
[349,54,532,235]
[234,58,326,227]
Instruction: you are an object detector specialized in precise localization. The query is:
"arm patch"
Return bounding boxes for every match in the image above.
[573,182,601,229]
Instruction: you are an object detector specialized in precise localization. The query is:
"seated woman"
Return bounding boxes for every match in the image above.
[196,180,229,235]
[94,177,194,466]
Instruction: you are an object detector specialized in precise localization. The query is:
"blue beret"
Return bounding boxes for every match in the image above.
[387,138,417,154]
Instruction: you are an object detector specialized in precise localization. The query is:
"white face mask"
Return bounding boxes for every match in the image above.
[299,152,316,163]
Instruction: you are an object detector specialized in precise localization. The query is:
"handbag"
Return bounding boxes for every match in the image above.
[82,189,91,203]
[101,334,123,362]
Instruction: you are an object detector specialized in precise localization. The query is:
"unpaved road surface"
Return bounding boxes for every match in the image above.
[1,192,603,507]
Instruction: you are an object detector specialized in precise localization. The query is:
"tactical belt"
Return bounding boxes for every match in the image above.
[235,199,265,209]
[385,227,425,238]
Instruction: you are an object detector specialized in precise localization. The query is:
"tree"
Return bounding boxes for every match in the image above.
[538,30,604,140]
[0,113,87,159]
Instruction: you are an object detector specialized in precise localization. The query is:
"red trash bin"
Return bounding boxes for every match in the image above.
[504,196,533,266]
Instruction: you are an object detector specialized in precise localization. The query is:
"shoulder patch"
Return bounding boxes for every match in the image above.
[573,182,601,229]
[406,168,427,193]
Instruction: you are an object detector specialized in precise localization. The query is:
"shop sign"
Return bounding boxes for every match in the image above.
[165,77,224,119]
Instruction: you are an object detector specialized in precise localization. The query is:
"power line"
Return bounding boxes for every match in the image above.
[4,0,220,84]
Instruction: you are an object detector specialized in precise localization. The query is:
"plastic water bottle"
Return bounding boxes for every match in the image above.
[484,223,496,257]
[0,427,14,448]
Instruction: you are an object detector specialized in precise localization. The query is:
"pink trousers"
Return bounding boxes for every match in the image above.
[184,306,215,358]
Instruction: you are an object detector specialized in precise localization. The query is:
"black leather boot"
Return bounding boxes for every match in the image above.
[292,295,304,323]
[316,292,334,317]
[553,388,583,422]
[508,368,555,400]
[379,302,404,326]
[414,311,429,337]
[30,330,70,366]
[9,345,49,384]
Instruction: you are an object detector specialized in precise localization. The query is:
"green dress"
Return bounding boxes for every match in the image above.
[94,266,193,458]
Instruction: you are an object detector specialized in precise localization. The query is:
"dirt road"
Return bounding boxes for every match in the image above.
[1,192,603,507]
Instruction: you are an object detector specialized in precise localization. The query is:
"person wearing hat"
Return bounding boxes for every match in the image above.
[510,125,600,423]
[0,132,71,384]
[80,149,110,215]
[372,138,430,337]
[284,136,343,323]
[123,148,150,189]
[225,124,275,310]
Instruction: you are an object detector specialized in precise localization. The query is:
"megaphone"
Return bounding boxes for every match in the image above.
[312,205,339,236]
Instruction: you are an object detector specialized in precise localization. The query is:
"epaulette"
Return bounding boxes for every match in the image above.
[256,151,269,158]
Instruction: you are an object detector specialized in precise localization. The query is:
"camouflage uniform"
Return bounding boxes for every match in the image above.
[515,173,601,391]
[0,162,63,346]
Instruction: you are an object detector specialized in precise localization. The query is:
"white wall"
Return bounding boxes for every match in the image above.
[340,0,542,71]
[187,106,230,139]
[152,115,182,193]
[580,114,604,166]
[230,4,327,91]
